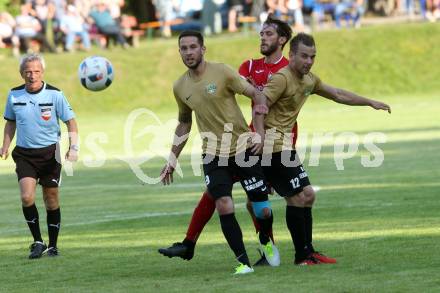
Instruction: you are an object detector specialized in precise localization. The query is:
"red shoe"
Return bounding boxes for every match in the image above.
[294,256,321,266]
[312,252,337,264]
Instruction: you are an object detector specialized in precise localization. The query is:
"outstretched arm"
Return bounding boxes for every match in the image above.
[316,83,391,113]
[0,121,16,160]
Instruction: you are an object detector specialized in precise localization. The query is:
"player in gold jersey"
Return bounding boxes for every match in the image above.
[160,31,278,275]
[258,33,391,265]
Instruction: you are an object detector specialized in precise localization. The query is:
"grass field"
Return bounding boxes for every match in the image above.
[0,23,440,292]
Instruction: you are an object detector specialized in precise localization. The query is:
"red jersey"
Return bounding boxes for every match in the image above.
[238,56,298,146]
[239,55,289,91]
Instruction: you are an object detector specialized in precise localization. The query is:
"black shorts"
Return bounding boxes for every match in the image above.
[202,149,269,202]
[12,144,61,188]
[262,150,311,197]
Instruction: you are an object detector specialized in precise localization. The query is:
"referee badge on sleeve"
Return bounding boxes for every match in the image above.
[41,108,52,121]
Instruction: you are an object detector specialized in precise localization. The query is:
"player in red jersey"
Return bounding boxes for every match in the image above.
[158,16,336,265]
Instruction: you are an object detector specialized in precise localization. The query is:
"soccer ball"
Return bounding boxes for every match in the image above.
[78,56,114,91]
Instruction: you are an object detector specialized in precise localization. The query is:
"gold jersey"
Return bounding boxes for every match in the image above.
[173,62,253,156]
[263,66,323,153]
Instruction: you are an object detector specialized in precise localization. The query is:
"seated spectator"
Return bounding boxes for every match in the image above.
[426,0,440,21]
[284,0,305,31]
[89,1,128,48]
[0,12,20,56]
[153,0,178,38]
[31,0,55,35]
[15,3,56,53]
[228,0,245,32]
[334,0,365,28]
[310,0,337,28]
[60,5,91,51]
[51,0,67,48]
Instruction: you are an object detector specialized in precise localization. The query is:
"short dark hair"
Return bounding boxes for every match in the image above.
[263,15,292,49]
[290,33,315,53]
[178,30,204,47]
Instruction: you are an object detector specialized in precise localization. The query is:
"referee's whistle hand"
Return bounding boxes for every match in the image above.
[65,150,78,162]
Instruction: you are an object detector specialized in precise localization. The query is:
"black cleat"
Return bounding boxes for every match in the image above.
[253,248,270,266]
[47,247,59,257]
[29,241,47,259]
[158,242,194,260]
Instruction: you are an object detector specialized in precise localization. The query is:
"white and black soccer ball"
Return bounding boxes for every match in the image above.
[78,56,114,91]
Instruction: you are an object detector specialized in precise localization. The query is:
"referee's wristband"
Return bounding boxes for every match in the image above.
[69,145,79,151]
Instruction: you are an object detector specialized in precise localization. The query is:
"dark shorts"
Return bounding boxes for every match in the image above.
[202,149,269,202]
[262,150,311,197]
[12,144,61,188]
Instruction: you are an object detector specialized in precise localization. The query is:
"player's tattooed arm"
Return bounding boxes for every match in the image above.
[316,83,391,113]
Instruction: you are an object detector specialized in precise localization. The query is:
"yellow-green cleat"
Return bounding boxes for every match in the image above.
[260,240,280,267]
[233,263,254,275]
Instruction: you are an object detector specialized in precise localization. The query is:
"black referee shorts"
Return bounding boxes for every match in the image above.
[12,144,61,188]
[202,149,269,202]
[262,150,311,197]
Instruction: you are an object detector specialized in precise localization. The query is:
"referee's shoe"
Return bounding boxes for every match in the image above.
[29,241,47,259]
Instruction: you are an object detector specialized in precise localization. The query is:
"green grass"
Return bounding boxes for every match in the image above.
[0,23,439,292]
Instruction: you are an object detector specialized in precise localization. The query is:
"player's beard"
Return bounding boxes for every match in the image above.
[184,55,203,70]
[261,42,278,56]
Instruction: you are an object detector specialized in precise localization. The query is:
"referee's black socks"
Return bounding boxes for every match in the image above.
[47,208,61,248]
[219,213,250,266]
[286,206,308,262]
[22,204,43,243]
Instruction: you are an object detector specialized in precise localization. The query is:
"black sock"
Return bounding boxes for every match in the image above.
[47,208,61,248]
[22,204,43,242]
[219,213,250,266]
[304,207,315,253]
[286,206,308,262]
[257,212,273,245]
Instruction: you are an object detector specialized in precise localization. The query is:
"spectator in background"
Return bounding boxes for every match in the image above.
[0,12,20,56]
[15,3,56,53]
[228,0,245,32]
[202,0,224,35]
[75,0,94,20]
[286,0,304,31]
[89,1,128,48]
[426,0,440,21]
[107,0,125,21]
[51,0,67,49]
[250,0,266,27]
[60,4,91,51]
[153,0,177,37]
[334,0,365,28]
[31,0,55,35]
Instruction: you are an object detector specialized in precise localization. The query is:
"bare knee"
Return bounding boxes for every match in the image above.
[303,186,316,206]
[43,188,59,210]
[285,191,306,207]
[261,207,271,218]
[21,192,35,207]
[216,196,234,215]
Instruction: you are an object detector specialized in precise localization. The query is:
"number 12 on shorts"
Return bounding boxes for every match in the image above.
[290,177,300,188]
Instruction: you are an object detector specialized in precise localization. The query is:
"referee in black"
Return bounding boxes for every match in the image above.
[1,54,78,259]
